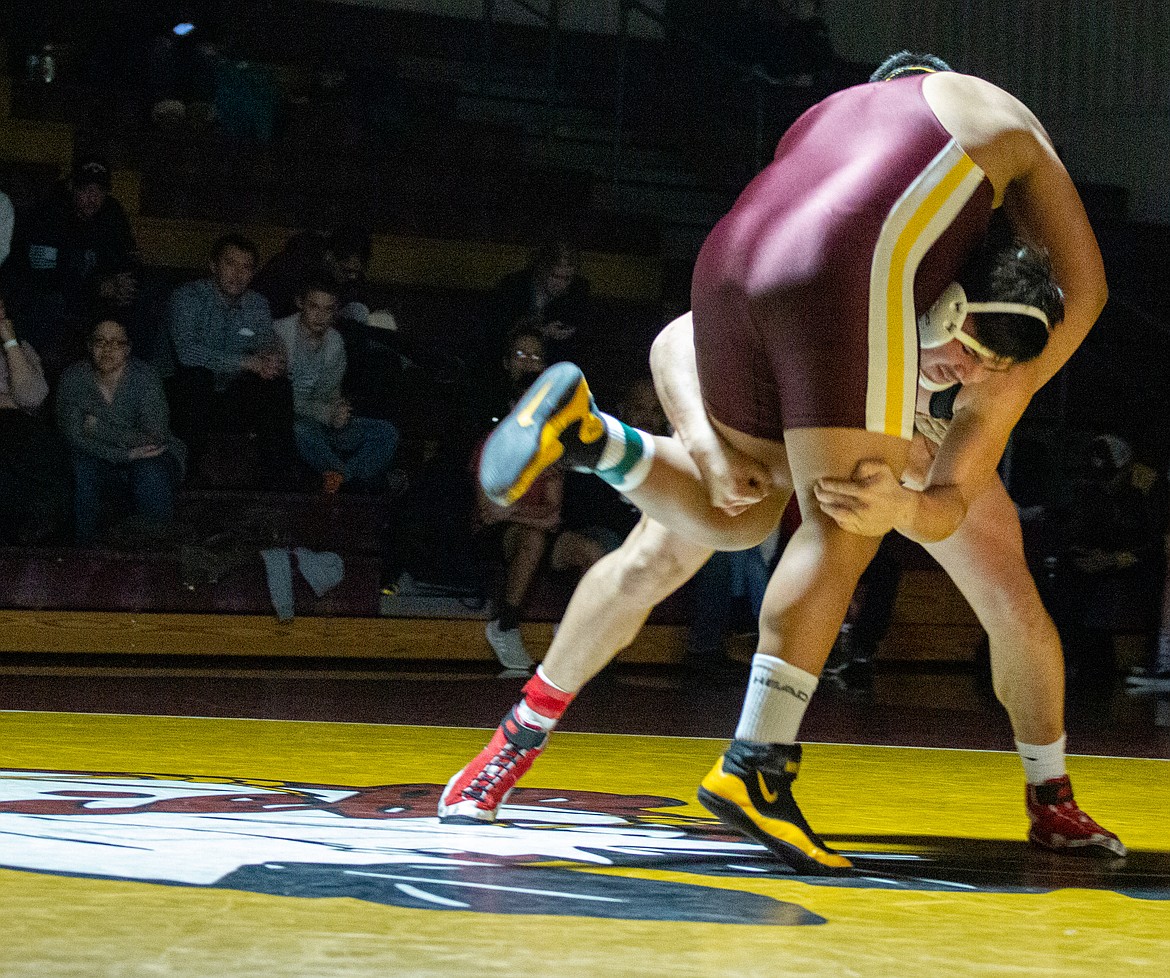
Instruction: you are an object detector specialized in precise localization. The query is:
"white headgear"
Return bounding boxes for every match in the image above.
[919,281,1050,349]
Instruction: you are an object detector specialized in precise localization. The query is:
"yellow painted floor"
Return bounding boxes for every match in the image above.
[1,711,1168,978]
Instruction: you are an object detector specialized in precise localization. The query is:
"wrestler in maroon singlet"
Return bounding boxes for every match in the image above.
[692,75,994,442]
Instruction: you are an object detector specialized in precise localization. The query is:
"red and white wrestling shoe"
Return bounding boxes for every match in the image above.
[1026,775,1127,857]
[438,706,548,824]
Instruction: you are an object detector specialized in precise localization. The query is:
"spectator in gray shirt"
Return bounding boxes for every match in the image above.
[162,232,298,488]
[273,278,399,493]
[57,316,186,545]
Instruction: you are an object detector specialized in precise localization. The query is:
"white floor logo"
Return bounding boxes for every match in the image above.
[0,768,820,924]
[3,769,1158,916]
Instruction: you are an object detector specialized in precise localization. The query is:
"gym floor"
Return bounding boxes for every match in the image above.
[2,656,1168,977]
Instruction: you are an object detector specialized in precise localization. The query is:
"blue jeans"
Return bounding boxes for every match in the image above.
[72,453,178,545]
[293,416,399,485]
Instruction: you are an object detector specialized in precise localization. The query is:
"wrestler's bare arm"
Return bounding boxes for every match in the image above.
[924,72,1108,390]
[814,368,1028,543]
[650,314,778,516]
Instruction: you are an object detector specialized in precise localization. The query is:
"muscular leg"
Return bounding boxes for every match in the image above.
[924,475,1125,856]
[540,515,715,692]
[695,425,910,875]
[622,437,786,551]
[925,475,1064,745]
[747,426,910,675]
[439,514,719,824]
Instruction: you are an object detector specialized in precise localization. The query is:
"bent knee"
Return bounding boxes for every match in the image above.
[985,597,1061,656]
[610,529,708,602]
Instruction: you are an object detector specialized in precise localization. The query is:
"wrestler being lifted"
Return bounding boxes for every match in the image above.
[438,53,1123,872]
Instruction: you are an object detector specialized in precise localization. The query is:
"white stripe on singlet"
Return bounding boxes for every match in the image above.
[866,140,987,440]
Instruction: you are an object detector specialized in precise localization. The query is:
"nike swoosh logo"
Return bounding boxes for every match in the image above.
[756,771,779,804]
[515,381,553,428]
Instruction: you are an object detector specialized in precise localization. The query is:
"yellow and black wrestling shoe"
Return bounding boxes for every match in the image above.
[698,741,853,875]
[479,362,607,506]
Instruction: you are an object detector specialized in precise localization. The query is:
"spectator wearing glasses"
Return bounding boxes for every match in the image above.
[471,324,560,673]
[56,316,185,545]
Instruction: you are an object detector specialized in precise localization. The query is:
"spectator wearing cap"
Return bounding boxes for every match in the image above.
[0,155,140,379]
[160,232,299,489]
[272,277,400,494]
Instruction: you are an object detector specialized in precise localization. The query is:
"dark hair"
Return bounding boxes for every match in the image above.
[210,232,259,264]
[326,225,372,265]
[505,316,546,352]
[70,154,112,191]
[529,238,579,277]
[298,276,341,301]
[869,51,952,83]
[959,217,1063,364]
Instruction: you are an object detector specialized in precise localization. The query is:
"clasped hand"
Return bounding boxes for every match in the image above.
[693,438,778,517]
[814,460,906,536]
[243,349,286,381]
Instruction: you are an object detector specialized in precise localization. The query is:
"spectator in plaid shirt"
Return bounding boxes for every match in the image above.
[160,233,298,488]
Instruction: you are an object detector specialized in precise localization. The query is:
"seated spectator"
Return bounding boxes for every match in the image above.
[273,279,400,494]
[0,189,13,268]
[1040,433,1167,697]
[472,345,656,674]
[486,238,591,365]
[160,232,299,489]
[252,225,399,418]
[56,316,185,546]
[553,376,665,574]
[252,225,374,322]
[471,326,563,672]
[1,156,140,378]
[0,289,71,544]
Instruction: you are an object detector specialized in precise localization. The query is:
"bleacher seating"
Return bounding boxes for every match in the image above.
[5,4,1162,668]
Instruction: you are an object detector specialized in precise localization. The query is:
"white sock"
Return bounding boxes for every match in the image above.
[734,654,818,744]
[595,413,655,493]
[1016,734,1067,784]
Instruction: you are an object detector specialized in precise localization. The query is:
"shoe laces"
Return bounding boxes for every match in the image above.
[464,743,528,804]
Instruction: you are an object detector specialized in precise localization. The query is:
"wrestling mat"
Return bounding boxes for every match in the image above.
[2,711,1167,977]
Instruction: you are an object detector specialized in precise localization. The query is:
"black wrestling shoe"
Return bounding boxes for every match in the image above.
[479,362,607,506]
[698,741,852,875]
